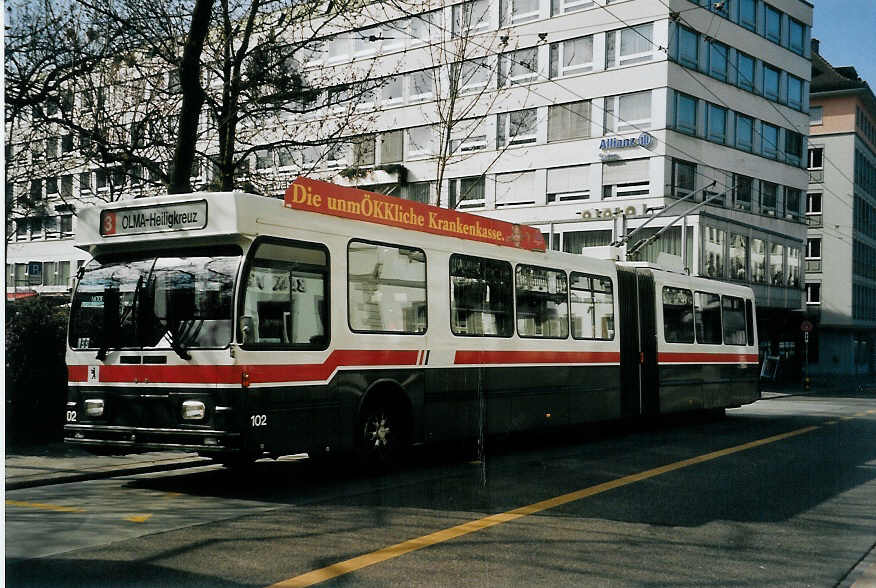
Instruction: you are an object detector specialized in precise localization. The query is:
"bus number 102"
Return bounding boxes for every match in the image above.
[250,414,267,427]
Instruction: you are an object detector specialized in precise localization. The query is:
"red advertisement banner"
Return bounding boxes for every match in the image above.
[285,177,546,252]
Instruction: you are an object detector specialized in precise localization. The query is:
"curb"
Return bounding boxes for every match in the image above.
[6,456,213,491]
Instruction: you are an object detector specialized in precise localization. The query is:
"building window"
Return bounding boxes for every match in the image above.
[551,0,593,15]
[452,0,490,36]
[500,0,540,25]
[788,247,801,287]
[736,114,754,151]
[449,118,487,154]
[734,174,753,210]
[763,65,780,101]
[60,175,73,198]
[550,35,594,78]
[806,237,822,262]
[806,192,822,214]
[762,123,779,159]
[765,4,782,44]
[351,135,376,167]
[703,226,725,279]
[708,41,728,81]
[498,47,538,87]
[455,59,489,95]
[61,214,73,236]
[810,106,823,125]
[739,0,757,31]
[706,104,727,144]
[450,255,513,337]
[546,165,591,203]
[606,23,654,68]
[548,100,591,142]
[408,68,436,102]
[806,282,821,304]
[785,130,803,166]
[786,188,802,219]
[605,91,651,133]
[789,18,805,55]
[751,238,766,283]
[405,126,436,159]
[730,233,748,280]
[675,92,697,135]
[737,52,755,92]
[497,109,538,147]
[449,176,486,209]
[787,75,803,110]
[808,147,824,169]
[401,182,431,204]
[769,243,785,286]
[671,159,696,197]
[677,26,698,69]
[761,181,778,215]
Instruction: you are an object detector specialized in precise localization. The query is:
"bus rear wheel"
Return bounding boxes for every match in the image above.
[357,402,408,470]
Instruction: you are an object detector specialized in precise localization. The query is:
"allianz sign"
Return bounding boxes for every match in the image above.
[599,133,654,150]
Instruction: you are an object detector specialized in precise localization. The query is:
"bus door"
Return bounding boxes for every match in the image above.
[617,267,659,418]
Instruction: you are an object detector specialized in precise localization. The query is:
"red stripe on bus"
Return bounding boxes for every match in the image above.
[454,350,621,365]
[67,349,421,384]
[657,352,758,364]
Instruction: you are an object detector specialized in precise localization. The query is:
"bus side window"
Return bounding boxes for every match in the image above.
[240,240,329,348]
[662,286,694,343]
[745,299,755,346]
[694,291,722,344]
[449,254,513,337]
[515,265,569,339]
[570,273,614,340]
[722,295,747,345]
[348,240,427,334]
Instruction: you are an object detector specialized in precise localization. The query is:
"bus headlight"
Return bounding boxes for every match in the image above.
[84,398,105,417]
[181,400,206,420]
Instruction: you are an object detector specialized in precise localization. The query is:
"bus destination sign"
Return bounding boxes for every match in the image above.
[285,177,546,252]
[100,200,208,237]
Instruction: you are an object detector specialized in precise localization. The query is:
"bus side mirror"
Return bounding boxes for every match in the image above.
[240,315,254,344]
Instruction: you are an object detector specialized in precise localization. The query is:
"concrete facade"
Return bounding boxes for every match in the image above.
[7,0,813,360]
[805,42,876,376]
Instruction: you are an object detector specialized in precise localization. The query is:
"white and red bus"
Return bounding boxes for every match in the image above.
[65,178,759,465]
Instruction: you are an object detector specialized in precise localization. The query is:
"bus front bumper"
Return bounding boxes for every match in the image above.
[64,424,242,453]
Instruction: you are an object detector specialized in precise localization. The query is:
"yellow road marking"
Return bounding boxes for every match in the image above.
[268,424,822,588]
[125,514,153,523]
[6,500,84,513]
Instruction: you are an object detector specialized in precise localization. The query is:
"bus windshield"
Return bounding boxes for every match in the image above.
[69,250,241,354]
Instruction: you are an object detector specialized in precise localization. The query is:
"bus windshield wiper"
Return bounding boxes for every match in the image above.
[96,285,122,361]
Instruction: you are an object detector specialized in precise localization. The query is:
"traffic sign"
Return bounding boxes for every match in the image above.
[800,320,814,333]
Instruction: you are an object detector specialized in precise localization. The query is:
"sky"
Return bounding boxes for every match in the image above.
[811,0,876,86]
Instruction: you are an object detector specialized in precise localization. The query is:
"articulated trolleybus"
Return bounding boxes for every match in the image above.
[65,177,760,465]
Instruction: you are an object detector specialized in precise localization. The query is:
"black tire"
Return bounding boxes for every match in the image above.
[356,401,408,470]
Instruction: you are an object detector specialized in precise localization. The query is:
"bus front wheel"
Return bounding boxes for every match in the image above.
[356,401,408,469]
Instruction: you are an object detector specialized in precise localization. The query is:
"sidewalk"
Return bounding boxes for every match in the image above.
[5,442,210,491]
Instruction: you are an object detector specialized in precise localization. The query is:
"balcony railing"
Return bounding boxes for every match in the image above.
[806,214,823,228]
[808,169,824,183]
[805,259,823,273]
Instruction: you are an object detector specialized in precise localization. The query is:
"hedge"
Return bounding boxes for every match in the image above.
[6,297,70,443]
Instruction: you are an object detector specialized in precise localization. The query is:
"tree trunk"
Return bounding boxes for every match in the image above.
[168,0,215,195]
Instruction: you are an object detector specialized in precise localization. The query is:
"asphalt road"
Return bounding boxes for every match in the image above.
[6,391,876,587]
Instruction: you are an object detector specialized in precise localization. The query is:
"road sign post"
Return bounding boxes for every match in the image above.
[801,321,813,390]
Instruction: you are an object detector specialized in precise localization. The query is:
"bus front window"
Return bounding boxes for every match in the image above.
[70,252,240,352]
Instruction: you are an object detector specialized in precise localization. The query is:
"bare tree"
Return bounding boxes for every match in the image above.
[4,0,391,211]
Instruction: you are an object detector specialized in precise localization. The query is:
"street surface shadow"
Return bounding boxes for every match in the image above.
[126,405,876,529]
